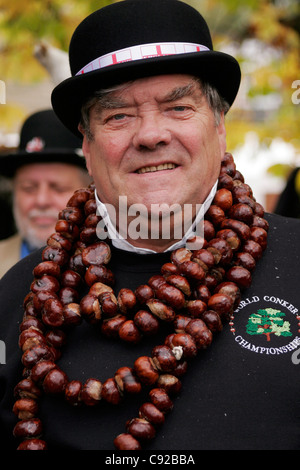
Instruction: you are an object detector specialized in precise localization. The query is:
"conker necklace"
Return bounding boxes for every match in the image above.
[12,153,269,450]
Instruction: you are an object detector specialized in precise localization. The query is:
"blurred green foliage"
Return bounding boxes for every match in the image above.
[0,0,299,159]
[0,0,115,81]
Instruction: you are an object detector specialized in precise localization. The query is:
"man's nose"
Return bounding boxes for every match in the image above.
[34,185,52,207]
[132,114,171,150]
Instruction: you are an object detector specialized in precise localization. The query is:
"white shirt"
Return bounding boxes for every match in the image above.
[95,181,217,254]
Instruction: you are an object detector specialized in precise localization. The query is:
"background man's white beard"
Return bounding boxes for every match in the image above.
[13,205,57,250]
[21,226,48,250]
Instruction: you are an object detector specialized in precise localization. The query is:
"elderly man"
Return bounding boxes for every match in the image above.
[0,110,91,277]
[0,0,299,452]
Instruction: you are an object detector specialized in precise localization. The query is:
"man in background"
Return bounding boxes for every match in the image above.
[0,109,91,277]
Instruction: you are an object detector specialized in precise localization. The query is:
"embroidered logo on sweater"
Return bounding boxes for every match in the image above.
[246,308,292,342]
[230,294,300,356]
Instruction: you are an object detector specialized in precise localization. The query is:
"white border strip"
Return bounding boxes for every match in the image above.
[76,42,209,76]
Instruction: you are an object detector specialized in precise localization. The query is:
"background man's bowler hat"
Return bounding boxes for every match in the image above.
[0,110,86,178]
[51,0,241,137]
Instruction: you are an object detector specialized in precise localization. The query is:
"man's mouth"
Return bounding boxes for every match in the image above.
[136,163,177,174]
[32,216,57,227]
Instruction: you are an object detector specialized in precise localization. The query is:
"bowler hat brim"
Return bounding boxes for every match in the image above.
[0,149,87,179]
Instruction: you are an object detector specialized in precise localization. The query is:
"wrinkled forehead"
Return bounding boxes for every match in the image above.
[13,162,78,182]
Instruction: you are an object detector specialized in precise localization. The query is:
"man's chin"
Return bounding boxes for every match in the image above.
[24,229,53,250]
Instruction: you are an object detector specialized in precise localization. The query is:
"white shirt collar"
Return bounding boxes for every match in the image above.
[95,181,217,254]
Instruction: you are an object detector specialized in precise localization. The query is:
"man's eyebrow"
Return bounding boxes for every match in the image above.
[163,82,198,102]
[91,95,128,120]
[96,95,128,110]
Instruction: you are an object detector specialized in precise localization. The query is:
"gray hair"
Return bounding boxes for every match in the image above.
[80,77,229,141]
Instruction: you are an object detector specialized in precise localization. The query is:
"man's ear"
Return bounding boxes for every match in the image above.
[217,112,227,156]
[78,124,93,177]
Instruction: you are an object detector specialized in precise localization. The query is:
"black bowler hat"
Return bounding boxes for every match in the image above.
[51,0,241,137]
[0,109,86,178]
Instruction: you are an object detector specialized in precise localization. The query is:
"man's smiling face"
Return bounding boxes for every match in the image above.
[82,74,226,247]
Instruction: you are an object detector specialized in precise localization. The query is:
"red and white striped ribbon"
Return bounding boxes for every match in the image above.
[76,42,209,76]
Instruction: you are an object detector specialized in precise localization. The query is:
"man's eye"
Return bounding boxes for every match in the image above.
[173,106,189,112]
[53,187,71,193]
[174,106,186,111]
[111,113,127,121]
[20,186,35,193]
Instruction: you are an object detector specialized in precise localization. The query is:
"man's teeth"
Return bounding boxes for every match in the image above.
[137,163,176,174]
